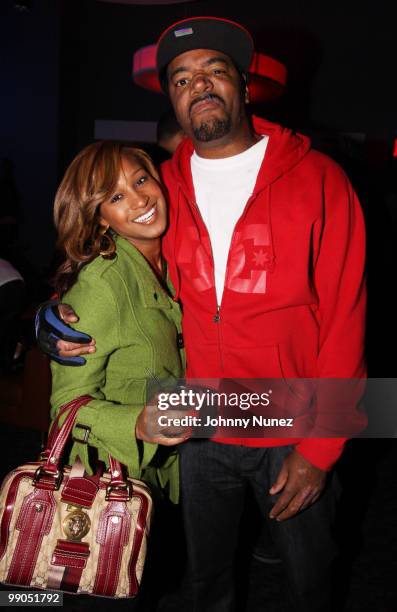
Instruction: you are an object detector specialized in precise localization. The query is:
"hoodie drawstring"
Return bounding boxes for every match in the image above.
[171,186,182,301]
[265,184,276,273]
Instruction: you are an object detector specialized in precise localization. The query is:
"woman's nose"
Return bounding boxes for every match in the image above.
[130,192,149,210]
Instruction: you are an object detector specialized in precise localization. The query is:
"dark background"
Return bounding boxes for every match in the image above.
[0,1,396,610]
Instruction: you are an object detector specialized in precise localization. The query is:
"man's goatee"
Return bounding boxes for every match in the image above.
[193,117,232,142]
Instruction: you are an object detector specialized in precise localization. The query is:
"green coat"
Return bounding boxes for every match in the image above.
[50,236,185,502]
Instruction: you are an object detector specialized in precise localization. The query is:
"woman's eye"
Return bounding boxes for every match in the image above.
[110,193,123,203]
[135,175,148,186]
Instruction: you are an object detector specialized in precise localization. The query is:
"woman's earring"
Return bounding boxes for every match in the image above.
[99,224,115,257]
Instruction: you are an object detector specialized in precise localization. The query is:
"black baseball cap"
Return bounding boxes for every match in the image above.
[156,16,254,92]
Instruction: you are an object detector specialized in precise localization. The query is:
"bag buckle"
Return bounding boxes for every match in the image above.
[105,481,132,501]
[33,465,63,490]
[72,423,91,444]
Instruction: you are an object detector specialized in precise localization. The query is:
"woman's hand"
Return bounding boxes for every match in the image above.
[136,399,192,446]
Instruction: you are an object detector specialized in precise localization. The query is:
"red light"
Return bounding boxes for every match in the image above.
[393,138,397,158]
[132,45,162,92]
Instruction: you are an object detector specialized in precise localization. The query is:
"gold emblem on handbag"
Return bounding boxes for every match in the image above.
[62,507,91,541]
[0,396,152,598]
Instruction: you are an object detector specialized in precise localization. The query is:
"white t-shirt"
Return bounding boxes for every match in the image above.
[191,135,269,305]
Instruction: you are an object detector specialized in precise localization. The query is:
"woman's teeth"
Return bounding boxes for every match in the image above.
[134,205,156,224]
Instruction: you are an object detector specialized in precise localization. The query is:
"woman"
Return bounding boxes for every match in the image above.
[50,141,186,501]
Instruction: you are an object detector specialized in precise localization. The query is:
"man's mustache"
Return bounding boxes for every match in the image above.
[189,94,225,115]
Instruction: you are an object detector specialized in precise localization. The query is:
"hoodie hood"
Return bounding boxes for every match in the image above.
[166,116,311,201]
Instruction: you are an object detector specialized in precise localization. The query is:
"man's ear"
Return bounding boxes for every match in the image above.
[242,73,250,104]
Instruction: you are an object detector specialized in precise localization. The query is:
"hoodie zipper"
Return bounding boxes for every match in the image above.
[189,191,259,372]
[213,305,224,371]
[212,191,263,374]
[188,198,225,372]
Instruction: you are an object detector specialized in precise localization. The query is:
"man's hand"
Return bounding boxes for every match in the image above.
[56,304,96,359]
[269,450,327,521]
[35,302,96,365]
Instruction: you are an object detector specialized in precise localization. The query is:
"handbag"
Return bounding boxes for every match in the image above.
[0,396,152,598]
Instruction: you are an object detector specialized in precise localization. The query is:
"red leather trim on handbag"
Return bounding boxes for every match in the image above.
[94,501,131,596]
[7,488,56,586]
[47,395,91,449]
[108,456,125,487]
[44,396,92,475]
[51,540,90,569]
[0,469,39,562]
[61,476,99,508]
[60,566,84,592]
[128,490,150,596]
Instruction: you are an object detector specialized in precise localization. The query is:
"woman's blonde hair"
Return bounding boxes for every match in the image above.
[53,141,160,295]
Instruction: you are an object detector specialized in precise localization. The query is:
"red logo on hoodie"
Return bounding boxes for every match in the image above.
[177,224,274,295]
[177,226,214,292]
[226,224,274,294]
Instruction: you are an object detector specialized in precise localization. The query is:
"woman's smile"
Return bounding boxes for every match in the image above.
[133,204,157,224]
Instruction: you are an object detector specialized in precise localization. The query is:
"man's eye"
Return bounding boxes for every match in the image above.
[213,69,225,75]
[175,78,189,87]
[110,193,123,203]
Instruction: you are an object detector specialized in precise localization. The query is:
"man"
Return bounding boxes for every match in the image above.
[37,16,366,611]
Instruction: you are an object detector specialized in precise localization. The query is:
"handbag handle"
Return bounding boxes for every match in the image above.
[44,396,92,473]
[36,396,129,497]
[46,397,80,449]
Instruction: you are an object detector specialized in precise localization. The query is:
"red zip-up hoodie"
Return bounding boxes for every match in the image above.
[161,116,367,471]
